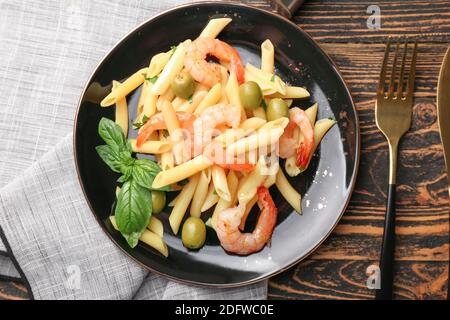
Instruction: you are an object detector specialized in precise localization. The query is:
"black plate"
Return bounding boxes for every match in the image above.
[74,2,359,287]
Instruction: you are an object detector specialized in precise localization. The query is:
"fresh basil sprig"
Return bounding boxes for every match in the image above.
[96,117,168,248]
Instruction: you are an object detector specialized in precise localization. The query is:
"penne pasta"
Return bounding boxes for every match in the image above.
[239,193,258,231]
[110,216,168,257]
[269,86,310,99]
[152,154,212,189]
[129,139,172,154]
[237,157,273,205]
[168,194,179,207]
[177,90,208,113]
[190,168,212,217]
[260,117,289,130]
[171,96,187,109]
[211,170,239,228]
[263,171,277,188]
[112,80,128,136]
[225,72,245,119]
[160,100,180,135]
[305,102,318,124]
[261,39,275,74]
[151,40,190,95]
[147,216,164,238]
[159,132,174,171]
[245,63,286,96]
[226,124,287,155]
[147,51,172,78]
[219,65,230,104]
[140,86,158,120]
[199,18,232,39]
[136,82,148,116]
[253,107,267,120]
[215,128,252,146]
[313,118,336,149]
[156,89,176,111]
[211,165,231,202]
[285,156,301,177]
[101,68,148,107]
[169,173,200,234]
[275,170,301,214]
[194,83,222,115]
[201,180,220,212]
[239,117,267,131]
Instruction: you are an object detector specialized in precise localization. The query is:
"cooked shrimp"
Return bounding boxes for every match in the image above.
[136,111,196,147]
[215,186,277,255]
[184,38,245,87]
[203,140,255,171]
[278,121,298,159]
[193,103,241,154]
[278,107,314,169]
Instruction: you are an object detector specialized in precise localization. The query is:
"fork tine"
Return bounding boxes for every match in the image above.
[388,39,401,97]
[396,37,408,98]
[378,37,391,94]
[405,39,418,99]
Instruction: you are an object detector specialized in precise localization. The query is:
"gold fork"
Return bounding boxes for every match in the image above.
[375,37,417,300]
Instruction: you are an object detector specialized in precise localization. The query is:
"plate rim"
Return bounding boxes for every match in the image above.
[72,1,360,288]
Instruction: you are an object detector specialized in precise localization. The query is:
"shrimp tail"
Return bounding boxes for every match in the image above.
[296,141,309,170]
[136,126,154,147]
[256,185,277,245]
[257,186,276,216]
[230,48,245,84]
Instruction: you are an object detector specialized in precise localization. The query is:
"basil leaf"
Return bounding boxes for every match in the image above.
[188,95,193,104]
[120,162,134,181]
[270,75,275,82]
[95,145,123,173]
[117,175,128,183]
[115,179,152,248]
[98,117,131,152]
[122,232,141,249]
[132,159,169,191]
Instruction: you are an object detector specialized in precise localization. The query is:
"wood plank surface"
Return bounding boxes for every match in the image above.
[1,0,449,300]
[267,0,450,300]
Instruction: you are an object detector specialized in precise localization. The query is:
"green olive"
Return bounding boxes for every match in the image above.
[171,72,195,99]
[266,98,289,121]
[239,81,263,110]
[181,217,206,249]
[151,191,166,214]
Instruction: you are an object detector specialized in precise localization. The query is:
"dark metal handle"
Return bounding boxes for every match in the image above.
[269,0,305,18]
[375,184,396,300]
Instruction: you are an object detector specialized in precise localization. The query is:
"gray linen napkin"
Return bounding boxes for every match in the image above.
[0,0,267,300]
[0,254,20,280]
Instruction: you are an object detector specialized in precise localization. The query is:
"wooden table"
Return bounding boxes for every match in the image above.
[1,0,449,300]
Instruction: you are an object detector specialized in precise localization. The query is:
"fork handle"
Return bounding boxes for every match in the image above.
[375,183,396,300]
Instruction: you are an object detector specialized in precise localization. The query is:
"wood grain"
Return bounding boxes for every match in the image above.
[1,0,449,300]
[267,0,449,300]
